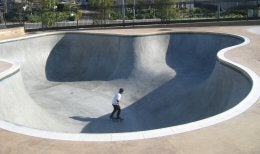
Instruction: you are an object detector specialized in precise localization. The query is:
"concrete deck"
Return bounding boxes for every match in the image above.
[0,27,25,41]
[0,26,260,153]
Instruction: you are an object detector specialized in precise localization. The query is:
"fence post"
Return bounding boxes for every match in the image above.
[189,0,192,21]
[3,0,7,27]
[41,11,43,30]
[246,0,248,21]
[3,12,6,27]
[133,0,136,22]
[217,0,221,21]
[76,7,78,29]
[122,0,125,25]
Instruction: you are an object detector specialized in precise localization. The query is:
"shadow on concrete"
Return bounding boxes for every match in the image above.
[45,34,135,82]
[70,116,98,122]
[158,29,174,31]
[79,33,250,133]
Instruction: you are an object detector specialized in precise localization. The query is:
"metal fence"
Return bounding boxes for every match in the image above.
[0,0,260,31]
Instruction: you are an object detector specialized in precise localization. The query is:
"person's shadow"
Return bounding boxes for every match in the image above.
[70,116,98,122]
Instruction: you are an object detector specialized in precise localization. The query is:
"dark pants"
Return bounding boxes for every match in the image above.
[110,105,121,119]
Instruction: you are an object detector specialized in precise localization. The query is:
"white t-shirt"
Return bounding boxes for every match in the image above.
[112,93,121,105]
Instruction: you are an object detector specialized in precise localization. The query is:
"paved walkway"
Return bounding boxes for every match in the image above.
[0,27,25,41]
[0,26,259,154]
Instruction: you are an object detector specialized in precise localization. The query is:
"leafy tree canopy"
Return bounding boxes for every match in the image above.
[89,0,115,8]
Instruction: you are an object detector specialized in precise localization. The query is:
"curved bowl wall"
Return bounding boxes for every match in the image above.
[0,32,257,141]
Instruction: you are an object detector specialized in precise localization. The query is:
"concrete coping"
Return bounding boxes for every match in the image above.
[0,59,20,81]
[0,31,259,142]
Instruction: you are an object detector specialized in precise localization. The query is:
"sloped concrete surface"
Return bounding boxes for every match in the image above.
[0,26,259,153]
[0,32,253,135]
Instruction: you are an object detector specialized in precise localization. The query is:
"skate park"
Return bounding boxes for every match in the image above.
[0,26,260,153]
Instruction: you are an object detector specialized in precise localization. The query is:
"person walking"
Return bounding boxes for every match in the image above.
[110,88,124,120]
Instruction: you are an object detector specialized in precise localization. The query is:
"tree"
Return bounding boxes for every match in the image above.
[89,0,115,24]
[154,0,178,21]
[40,0,56,27]
[41,0,56,11]
[39,0,80,27]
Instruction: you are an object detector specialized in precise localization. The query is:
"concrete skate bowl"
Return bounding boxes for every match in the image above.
[0,32,259,141]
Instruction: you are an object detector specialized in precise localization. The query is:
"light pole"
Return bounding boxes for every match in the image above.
[21,4,27,24]
[53,5,57,27]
